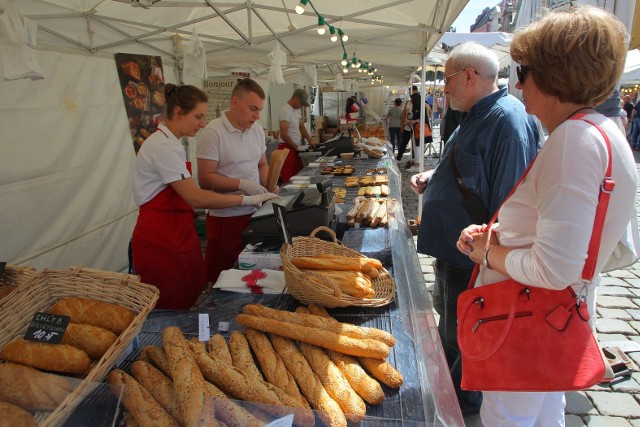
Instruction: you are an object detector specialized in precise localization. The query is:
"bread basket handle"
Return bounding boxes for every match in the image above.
[309,226,340,244]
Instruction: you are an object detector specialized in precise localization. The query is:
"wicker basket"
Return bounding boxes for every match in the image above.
[0,264,37,308]
[0,266,159,426]
[281,226,395,308]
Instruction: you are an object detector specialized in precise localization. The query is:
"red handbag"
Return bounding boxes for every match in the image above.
[457,116,611,392]
[414,122,432,139]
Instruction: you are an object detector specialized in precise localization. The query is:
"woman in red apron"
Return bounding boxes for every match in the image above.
[132,84,277,309]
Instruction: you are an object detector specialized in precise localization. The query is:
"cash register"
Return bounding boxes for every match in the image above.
[241,181,336,245]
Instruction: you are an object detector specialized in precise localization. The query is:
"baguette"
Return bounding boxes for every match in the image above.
[208,334,233,365]
[270,335,347,427]
[243,304,395,347]
[188,339,314,427]
[316,253,382,270]
[0,402,36,427]
[308,270,375,298]
[358,357,404,388]
[0,339,90,374]
[0,362,74,410]
[130,361,182,424]
[298,341,366,422]
[371,200,387,228]
[61,322,117,359]
[237,313,389,358]
[107,370,179,427]
[142,346,172,379]
[346,198,362,221]
[305,306,401,391]
[291,255,369,273]
[356,198,374,222]
[49,297,135,335]
[202,381,263,427]
[228,331,263,381]
[296,307,384,405]
[162,327,215,427]
[366,201,381,225]
[244,328,308,407]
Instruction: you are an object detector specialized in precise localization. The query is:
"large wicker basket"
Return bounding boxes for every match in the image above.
[0,264,37,308]
[0,266,159,426]
[281,226,395,308]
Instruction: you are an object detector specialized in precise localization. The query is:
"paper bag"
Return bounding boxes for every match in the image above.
[266,148,289,192]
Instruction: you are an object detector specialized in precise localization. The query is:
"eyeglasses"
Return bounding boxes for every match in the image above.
[516,65,530,84]
[443,68,480,84]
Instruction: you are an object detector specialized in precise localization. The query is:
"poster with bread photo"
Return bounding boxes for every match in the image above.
[115,53,166,154]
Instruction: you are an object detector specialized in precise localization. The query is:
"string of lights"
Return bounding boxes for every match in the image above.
[294,0,383,83]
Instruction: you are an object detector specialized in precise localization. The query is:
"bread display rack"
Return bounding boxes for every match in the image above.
[281,226,395,308]
[0,266,159,426]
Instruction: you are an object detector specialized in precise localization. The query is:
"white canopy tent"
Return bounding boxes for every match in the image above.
[0,0,468,274]
[622,48,640,85]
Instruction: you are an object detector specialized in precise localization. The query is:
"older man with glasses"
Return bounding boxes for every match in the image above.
[409,42,540,415]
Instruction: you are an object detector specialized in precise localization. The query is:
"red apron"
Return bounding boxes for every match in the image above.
[278,142,304,183]
[132,185,205,309]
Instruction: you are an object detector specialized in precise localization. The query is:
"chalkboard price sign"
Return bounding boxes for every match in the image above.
[24,312,70,344]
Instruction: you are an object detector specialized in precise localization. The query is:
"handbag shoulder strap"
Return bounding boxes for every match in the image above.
[469,113,613,287]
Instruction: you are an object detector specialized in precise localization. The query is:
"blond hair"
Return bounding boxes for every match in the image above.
[510,6,627,105]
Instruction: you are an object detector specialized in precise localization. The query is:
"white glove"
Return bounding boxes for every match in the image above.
[238,178,268,196]
[241,192,279,206]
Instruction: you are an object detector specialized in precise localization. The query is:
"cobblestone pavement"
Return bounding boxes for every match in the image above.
[398,127,640,426]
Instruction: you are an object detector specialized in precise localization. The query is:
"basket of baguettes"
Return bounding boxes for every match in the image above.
[0,266,159,426]
[108,303,403,427]
[0,264,37,308]
[280,226,395,308]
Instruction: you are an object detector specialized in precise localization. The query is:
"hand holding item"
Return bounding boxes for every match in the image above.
[457,224,499,264]
[239,178,268,196]
[241,192,278,206]
[410,171,432,194]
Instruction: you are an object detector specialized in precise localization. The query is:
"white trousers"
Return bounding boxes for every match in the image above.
[480,391,565,427]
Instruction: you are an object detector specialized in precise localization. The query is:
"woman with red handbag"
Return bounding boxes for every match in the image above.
[456,7,638,426]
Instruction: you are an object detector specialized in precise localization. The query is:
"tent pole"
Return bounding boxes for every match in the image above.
[417,50,427,221]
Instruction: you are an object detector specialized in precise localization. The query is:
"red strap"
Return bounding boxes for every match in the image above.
[468,114,613,288]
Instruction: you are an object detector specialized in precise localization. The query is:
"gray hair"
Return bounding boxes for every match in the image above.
[447,42,499,82]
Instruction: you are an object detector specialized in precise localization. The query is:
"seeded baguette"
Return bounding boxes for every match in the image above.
[208,334,233,365]
[358,357,404,388]
[245,328,309,407]
[202,381,263,427]
[228,331,263,381]
[130,361,182,424]
[270,335,347,427]
[243,304,395,346]
[141,346,172,379]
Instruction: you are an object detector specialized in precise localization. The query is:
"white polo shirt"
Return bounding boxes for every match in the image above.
[279,103,302,145]
[133,124,190,206]
[196,112,266,217]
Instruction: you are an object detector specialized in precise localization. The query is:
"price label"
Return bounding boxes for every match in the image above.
[198,313,210,342]
[265,414,294,427]
[24,312,70,344]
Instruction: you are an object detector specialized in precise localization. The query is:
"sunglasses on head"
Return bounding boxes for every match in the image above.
[516,65,530,84]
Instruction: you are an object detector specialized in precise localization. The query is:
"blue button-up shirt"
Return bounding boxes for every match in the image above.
[417,87,540,268]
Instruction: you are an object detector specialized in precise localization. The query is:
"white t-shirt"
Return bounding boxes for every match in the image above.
[478,114,638,317]
[133,124,190,206]
[196,112,266,217]
[279,103,302,145]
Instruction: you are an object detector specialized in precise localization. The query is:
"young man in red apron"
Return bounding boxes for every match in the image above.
[278,88,316,182]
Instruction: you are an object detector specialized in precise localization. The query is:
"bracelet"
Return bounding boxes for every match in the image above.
[483,245,493,270]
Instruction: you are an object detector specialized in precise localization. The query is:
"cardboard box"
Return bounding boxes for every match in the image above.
[238,244,283,270]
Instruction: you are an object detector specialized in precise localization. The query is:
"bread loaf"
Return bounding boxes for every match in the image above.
[0,402,36,427]
[208,334,233,365]
[292,254,378,273]
[0,362,74,410]
[107,369,179,427]
[202,381,263,427]
[49,297,135,335]
[358,357,404,388]
[61,323,117,359]
[298,341,366,422]
[236,313,390,359]
[270,335,347,427]
[297,307,384,404]
[0,339,91,374]
[243,304,395,347]
[162,327,215,427]
[188,339,314,427]
[308,270,374,298]
[130,361,182,424]
[244,328,308,407]
[228,331,263,381]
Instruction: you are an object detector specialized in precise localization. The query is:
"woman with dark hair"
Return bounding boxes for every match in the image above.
[132,84,277,309]
[457,7,638,425]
